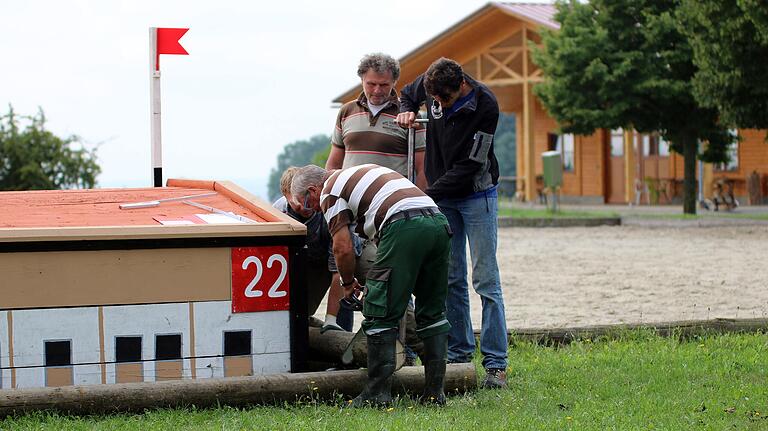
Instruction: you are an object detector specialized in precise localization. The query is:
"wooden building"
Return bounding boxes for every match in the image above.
[0,180,308,389]
[334,2,767,205]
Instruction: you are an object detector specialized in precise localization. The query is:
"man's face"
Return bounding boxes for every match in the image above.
[361,70,395,106]
[286,192,315,218]
[292,186,322,215]
[433,87,462,109]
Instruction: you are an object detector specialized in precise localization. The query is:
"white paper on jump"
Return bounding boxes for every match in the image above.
[195,213,246,224]
[156,219,196,226]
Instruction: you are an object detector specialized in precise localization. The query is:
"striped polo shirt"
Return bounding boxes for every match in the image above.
[331,92,426,177]
[321,164,438,240]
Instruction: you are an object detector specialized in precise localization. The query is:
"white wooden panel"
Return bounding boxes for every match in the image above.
[0,311,7,389]
[102,303,190,384]
[12,308,101,388]
[14,367,44,389]
[71,364,103,386]
[253,352,291,375]
[193,301,290,379]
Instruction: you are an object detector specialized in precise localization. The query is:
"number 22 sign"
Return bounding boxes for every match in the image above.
[231,246,290,313]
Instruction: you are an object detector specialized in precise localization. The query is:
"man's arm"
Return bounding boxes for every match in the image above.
[331,225,359,298]
[396,74,427,128]
[326,145,345,170]
[327,106,347,170]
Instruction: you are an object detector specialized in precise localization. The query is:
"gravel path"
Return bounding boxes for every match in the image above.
[497,225,768,328]
[315,225,768,330]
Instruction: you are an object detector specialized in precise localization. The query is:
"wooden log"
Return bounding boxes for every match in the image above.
[308,327,365,365]
[477,318,768,345]
[0,364,476,417]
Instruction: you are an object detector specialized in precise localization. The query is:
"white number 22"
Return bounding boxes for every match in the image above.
[242,254,288,298]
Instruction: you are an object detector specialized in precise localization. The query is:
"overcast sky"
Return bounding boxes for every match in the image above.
[1,0,545,198]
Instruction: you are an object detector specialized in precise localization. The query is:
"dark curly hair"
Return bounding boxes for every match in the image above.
[424,58,464,100]
[357,53,400,81]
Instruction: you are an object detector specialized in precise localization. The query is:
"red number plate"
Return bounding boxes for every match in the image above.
[231,246,290,313]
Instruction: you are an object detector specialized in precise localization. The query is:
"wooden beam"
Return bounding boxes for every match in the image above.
[0,364,478,416]
[522,27,537,202]
[488,46,524,54]
[516,114,525,197]
[703,162,713,199]
[624,129,636,204]
[481,317,768,345]
[482,52,522,81]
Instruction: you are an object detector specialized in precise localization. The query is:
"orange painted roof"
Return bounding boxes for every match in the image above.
[0,184,270,228]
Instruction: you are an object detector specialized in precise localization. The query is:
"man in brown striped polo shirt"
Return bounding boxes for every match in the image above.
[326,53,427,190]
[291,164,452,406]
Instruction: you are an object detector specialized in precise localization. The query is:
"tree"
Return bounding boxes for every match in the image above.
[311,145,331,168]
[0,105,100,190]
[533,0,733,214]
[267,134,331,201]
[679,0,768,129]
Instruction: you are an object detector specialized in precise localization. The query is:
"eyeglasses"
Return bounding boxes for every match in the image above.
[303,189,312,210]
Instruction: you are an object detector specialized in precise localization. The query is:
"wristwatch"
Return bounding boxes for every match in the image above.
[340,276,357,287]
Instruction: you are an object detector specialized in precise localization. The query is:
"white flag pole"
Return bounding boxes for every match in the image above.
[149,27,163,187]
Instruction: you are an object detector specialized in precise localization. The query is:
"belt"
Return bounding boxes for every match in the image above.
[383,207,440,228]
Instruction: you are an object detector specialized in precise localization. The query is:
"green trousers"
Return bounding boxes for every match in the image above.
[361,212,451,340]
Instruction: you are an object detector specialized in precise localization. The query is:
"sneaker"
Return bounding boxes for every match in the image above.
[482,368,507,389]
[320,322,344,334]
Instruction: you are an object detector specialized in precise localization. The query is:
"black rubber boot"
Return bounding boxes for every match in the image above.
[351,329,398,407]
[419,333,447,405]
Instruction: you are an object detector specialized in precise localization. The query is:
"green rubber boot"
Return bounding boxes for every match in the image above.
[351,329,398,407]
[419,333,447,405]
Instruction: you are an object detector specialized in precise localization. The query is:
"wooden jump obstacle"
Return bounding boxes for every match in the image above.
[0,180,310,389]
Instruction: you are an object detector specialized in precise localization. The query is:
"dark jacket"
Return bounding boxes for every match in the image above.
[399,73,500,201]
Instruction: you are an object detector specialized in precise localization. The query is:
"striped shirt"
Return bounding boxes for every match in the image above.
[321,164,438,240]
[331,92,426,177]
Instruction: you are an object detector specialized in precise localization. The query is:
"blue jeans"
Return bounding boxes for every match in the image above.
[439,187,508,370]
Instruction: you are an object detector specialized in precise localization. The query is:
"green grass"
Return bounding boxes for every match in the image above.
[497,207,619,219]
[3,331,766,430]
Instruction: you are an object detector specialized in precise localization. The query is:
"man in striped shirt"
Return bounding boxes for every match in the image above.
[326,53,427,189]
[291,164,452,406]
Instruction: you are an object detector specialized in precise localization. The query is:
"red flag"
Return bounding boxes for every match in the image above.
[155,28,189,70]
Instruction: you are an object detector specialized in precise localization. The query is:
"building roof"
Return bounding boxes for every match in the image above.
[496,2,558,30]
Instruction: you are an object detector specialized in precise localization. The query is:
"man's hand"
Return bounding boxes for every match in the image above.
[343,278,362,299]
[396,111,417,128]
[340,280,364,311]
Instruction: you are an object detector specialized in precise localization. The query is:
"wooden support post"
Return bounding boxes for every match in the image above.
[515,113,525,198]
[624,129,636,204]
[0,364,477,416]
[702,162,713,200]
[522,27,536,202]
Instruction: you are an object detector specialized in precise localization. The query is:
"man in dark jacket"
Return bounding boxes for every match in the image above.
[396,57,508,389]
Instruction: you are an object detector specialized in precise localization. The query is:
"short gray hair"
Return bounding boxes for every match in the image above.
[290,164,328,202]
[357,53,400,81]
